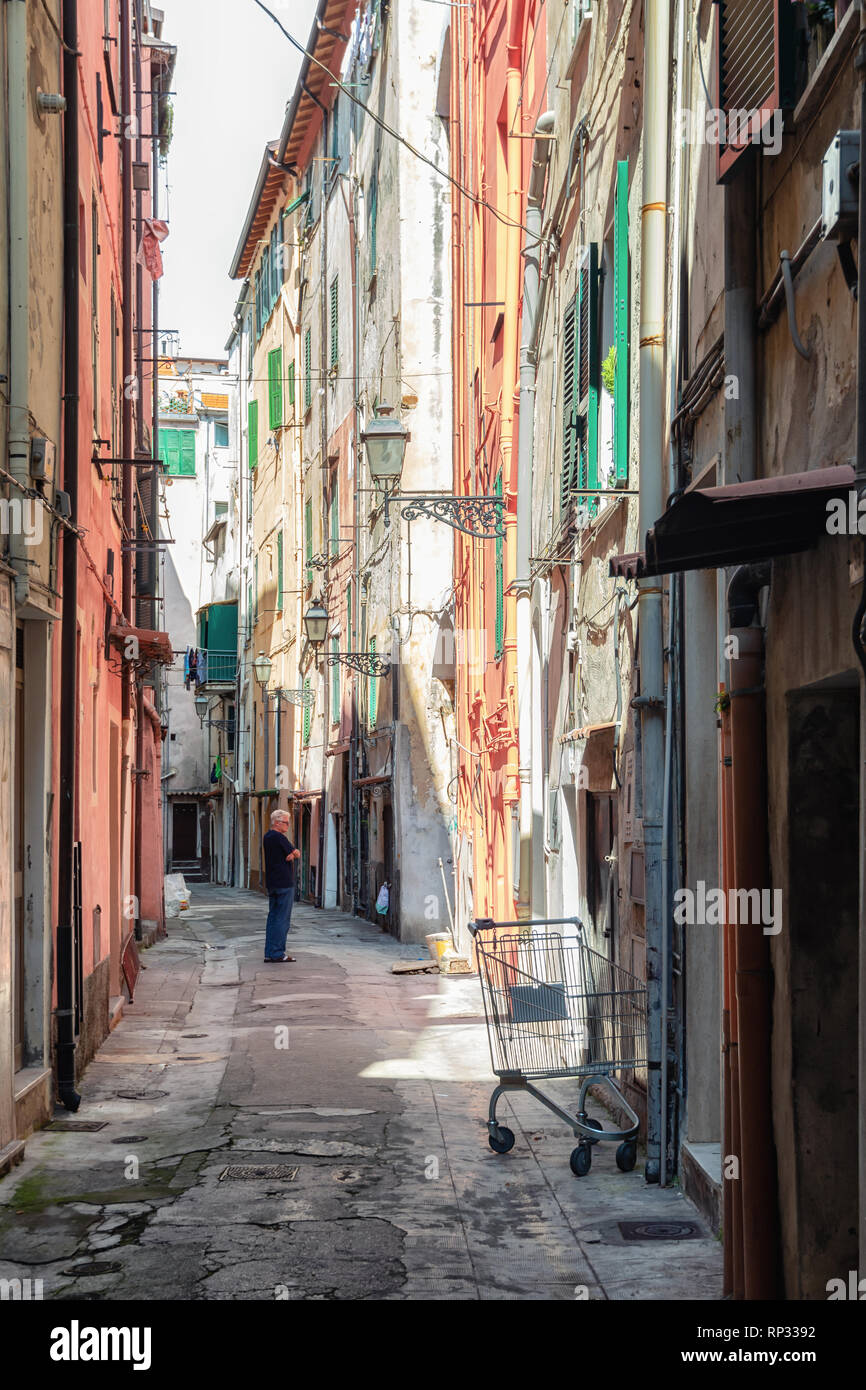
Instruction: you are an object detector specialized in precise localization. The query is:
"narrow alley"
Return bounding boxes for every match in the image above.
[0,889,720,1301]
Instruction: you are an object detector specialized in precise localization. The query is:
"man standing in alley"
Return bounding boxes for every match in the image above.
[262,809,300,962]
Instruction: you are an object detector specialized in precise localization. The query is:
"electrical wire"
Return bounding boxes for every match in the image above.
[250,0,536,240]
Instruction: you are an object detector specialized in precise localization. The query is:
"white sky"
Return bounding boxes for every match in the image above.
[158,0,318,360]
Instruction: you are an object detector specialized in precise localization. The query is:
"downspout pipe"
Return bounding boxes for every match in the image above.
[57,0,82,1113]
[6,0,30,598]
[501,0,526,915]
[515,110,554,920]
[637,0,670,1184]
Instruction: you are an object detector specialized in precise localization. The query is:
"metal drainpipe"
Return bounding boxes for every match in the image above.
[57,0,82,1112]
[6,0,30,597]
[851,0,866,1275]
[501,2,526,915]
[515,110,554,920]
[636,0,671,1184]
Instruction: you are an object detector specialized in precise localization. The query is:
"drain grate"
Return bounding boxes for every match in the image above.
[111,1135,148,1144]
[117,1090,168,1100]
[618,1220,703,1242]
[219,1164,299,1181]
[47,1120,107,1133]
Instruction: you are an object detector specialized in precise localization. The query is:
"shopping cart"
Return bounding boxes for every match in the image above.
[469,917,647,1176]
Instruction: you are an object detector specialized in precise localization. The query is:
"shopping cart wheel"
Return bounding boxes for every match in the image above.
[580,1116,603,1144]
[615,1141,637,1172]
[488,1126,515,1154]
[569,1143,592,1177]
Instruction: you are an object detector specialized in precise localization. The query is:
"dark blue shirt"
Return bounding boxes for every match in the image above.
[263,829,295,892]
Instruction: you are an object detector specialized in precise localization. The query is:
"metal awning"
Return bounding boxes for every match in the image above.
[609,464,856,579]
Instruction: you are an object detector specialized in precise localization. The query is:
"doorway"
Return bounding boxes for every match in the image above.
[786,679,859,1298]
[172,802,198,861]
[325,812,339,909]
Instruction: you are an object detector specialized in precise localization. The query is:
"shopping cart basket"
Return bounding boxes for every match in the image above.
[469,917,647,1176]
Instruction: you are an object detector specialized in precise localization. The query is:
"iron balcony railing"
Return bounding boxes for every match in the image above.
[198,649,238,685]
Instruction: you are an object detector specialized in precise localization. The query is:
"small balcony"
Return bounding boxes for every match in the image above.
[196,650,237,689]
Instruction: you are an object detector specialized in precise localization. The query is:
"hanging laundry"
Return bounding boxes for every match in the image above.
[136,218,170,280]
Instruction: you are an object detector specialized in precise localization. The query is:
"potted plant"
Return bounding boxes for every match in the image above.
[806,1,836,74]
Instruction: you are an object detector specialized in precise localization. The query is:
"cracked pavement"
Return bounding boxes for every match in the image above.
[0,887,723,1300]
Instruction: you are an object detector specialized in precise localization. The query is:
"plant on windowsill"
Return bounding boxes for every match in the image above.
[806,1,836,76]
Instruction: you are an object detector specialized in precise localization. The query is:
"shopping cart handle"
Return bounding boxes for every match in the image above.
[468,918,495,938]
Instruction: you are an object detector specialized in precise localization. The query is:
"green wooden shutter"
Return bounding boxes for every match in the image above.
[268,347,283,430]
[561,297,578,513]
[276,529,284,612]
[179,430,196,475]
[302,676,311,745]
[159,427,180,476]
[248,399,258,470]
[494,471,504,661]
[331,637,340,721]
[305,497,313,583]
[303,328,312,411]
[576,242,599,508]
[329,276,339,368]
[614,160,629,485]
[287,359,295,407]
[368,637,377,727]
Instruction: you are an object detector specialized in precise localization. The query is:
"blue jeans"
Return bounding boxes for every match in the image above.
[264,888,294,959]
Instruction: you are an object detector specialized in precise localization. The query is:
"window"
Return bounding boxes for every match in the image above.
[329,275,339,369]
[561,243,599,516]
[287,360,296,409]
[305,497,313,584]
[159,427,196,476]
[302,676,312,745]
[254,554,259,625]
[268,347,283,430]
[303,328,312,412]
[248,399,258,470]
[368,637,378,727]
[494,471,504,661]
[276,529,284,613]
[346,578,353,654]
[246,583,253,643]
[716,0,800,183]
[214,420,229,448]
[331,636,340,722]
[369,168,378,276]
[214,501,228,519]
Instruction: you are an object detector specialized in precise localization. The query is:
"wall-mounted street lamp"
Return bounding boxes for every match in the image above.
[253,651,273,688]
[361,403,409,483]
[303,601,329,646]
[194,693,209,723]
[253,650,315,706]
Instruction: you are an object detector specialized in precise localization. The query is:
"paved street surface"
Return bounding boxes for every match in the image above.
[0,888,722,1300]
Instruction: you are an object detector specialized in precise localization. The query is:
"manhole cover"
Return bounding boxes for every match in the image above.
[219,1165,299,1181]
[618,1220,703,1242]
[111,1136,148,1144]
[47,1120,107,1133]
[117,1090,168,1100]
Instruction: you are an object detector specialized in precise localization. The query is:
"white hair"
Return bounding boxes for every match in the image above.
[270,810,290,825]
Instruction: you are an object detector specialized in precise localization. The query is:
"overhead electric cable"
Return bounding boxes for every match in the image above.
[250,0,536,239]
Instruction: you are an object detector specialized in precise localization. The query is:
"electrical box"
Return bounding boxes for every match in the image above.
[822,130,859,242]
[30,436,55,480]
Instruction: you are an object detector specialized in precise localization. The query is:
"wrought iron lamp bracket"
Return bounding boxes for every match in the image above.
[327,652,391,678]
[383,493,504,538]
